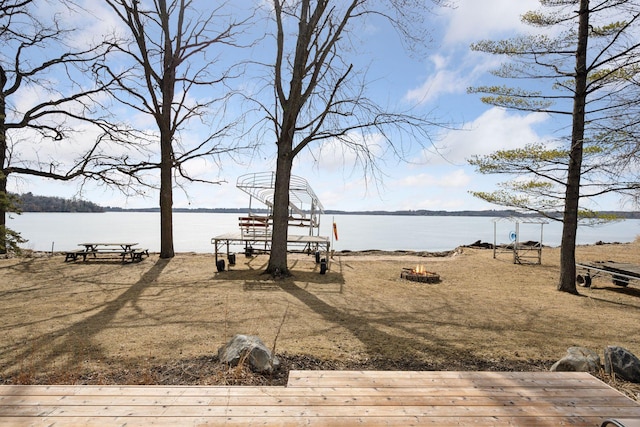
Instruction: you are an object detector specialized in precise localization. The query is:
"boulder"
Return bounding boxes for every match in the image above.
[217,334,280,373]
[550,347,600,373]
[604,346,640,383]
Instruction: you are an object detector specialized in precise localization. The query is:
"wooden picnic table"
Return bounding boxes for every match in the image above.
[65,243,148,263]
[79,242,138,252]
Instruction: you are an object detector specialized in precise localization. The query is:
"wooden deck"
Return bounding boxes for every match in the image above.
[1,371,639,426]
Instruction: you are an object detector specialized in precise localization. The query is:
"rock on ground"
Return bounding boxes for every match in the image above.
[550,347,600,373]
[218,334,280,374]
[604,346,640,383]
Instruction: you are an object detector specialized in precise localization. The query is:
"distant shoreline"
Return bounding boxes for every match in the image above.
[101,207,640,219]
[16,207,640,219]
[13,193,640,218]
[103,207,531,217]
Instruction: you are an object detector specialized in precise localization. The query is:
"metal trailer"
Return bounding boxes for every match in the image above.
[575,261,640,288]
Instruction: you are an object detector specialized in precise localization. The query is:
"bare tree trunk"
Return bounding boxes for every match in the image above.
[158,0,175,259]
[0,176,6,255]
[0,70,7,255]
[558,0,589,294]
[159,133,174,258]
[266,145,292,276]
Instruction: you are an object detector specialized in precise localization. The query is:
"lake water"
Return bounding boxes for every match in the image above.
[7,212,639,253]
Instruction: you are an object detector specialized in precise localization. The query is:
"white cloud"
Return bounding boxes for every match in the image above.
[422,107,551,165]
[316,177,373,210]
[295,132,386,174]
[404,46,504,106]
[384,168,478,210]
[405,0,542,106]
[395,169,471,190]
[442,0,540,46]
[33,1,124,50]
[404,54,471,104]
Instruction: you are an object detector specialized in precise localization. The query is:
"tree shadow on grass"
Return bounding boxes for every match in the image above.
[242,270,344,293]
[3,258,170,377]
[584,285,640,310]
[214,256,346,289]
[216,257,471,360]
[275,278,483,364]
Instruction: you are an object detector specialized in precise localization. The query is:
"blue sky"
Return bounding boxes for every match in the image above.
[9,0,626,212]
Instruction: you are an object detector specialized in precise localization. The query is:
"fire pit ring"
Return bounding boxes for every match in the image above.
[401,267,440,283]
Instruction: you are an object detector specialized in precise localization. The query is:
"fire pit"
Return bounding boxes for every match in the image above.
[401,265,440,283]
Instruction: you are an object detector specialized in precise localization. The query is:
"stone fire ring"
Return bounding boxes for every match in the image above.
[400,268,440,284]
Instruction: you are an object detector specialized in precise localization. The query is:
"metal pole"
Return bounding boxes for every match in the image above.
[514,222,519,264]
[539,223,544,264]
[493,221,497,259]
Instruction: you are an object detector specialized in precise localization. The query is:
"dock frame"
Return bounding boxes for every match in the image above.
[211,233,330,267]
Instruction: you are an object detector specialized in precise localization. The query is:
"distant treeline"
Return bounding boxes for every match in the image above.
[104,206,640,219]
[105,207,267,214]
[326,209,640,219]
[10,193,640,219]
[13,193,105,212]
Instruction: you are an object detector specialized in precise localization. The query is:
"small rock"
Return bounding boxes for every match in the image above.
[550,347,600,372]
[604,346,640,383]
[218,334,280,373]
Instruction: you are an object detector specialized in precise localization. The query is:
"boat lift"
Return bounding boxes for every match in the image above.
[492,216,547,264]
[211,172,330,270]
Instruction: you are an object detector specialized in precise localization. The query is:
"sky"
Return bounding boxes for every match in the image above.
[7,0,630,212]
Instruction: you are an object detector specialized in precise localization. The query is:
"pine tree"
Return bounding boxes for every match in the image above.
[468,0,640,294]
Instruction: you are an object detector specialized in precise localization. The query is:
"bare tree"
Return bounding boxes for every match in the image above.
[99,0,252,258]
[251,0,446,276]
[0,0,126,253]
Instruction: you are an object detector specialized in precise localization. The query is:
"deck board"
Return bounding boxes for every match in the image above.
[1,371,639,426]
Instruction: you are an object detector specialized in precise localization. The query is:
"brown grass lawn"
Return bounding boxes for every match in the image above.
[1,242,640,399]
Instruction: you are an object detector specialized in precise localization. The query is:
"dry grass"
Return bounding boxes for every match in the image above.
[1,242,640,399]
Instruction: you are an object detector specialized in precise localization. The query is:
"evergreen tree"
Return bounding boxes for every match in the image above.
[468,0,640,294]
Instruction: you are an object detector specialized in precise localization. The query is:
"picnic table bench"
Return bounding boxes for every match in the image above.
[64,243,148,263]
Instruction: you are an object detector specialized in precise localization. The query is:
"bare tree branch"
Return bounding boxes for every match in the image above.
[97,0,254,258]
[250,0,448,275]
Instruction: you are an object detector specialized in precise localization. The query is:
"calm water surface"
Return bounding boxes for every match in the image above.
[7,212,639,253]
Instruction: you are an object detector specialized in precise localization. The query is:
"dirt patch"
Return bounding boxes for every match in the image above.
[1,243,640,401]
